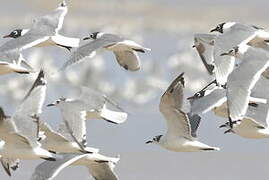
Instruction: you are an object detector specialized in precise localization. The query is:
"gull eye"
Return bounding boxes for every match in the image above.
[90,34,94,38]
[13,31,18,35]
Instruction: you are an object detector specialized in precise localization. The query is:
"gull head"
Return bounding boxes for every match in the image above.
[220,46,239,57]
[145,135,163,144]
[187,90,205,100]
[210,22,236,33]
[3,29,23,38]
[47,97,67,107]
[83,32,102,40]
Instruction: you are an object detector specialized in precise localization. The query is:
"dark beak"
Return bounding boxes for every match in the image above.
[47,103,55,107]
[220,52,230,56]
[219,124,227,128]
[3,34,11,38]
[224,129,234,134]
[192,45,196,48]
[83,37,91,40]
[264,40,269,43]
[187,95,196,100]
[210,27,218,33]
[145,140,153,144]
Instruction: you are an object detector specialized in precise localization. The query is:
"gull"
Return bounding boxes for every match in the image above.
[47,87,128,124]
[61,32,151,71]
[188,81,267,118]
[0,50,34,75]
[0,156,19,177]
[219,103,269,139]
[31,153,119,180]
[1,1,79,52]
[146,73,220,152]
[210,22,269,85]
[193,33,216,75]
[0,70,56,176]
[40,101,100,154]
[221,45,269,122]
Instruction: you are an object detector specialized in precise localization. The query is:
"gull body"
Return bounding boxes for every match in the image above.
[48,87,127,124]
[61,32,150,71]
[146,73,220,152]
[1,1,79,52]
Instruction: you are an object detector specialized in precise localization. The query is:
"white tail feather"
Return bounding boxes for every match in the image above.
[100,105,127,124]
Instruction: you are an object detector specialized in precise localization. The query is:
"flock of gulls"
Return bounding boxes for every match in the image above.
[1,1,269,180]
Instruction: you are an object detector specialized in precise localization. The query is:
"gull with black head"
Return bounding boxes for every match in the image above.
[146,73,220,152]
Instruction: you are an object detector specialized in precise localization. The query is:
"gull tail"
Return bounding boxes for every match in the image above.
[100,105,128,124]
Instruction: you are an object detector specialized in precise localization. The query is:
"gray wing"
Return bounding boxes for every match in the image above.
[0,32,49,52]
[88,161,118,180]
[190,88,226,115]
[160,73,194,139]
[113,50,140,71]
[227,47,269,120]
[32,3,67,34]
[12,70,46,147]
[58,102,87,146]
[245,103,269,127]
[194,33,216,74]
[61,36,120,70]
[78,87,105,109]
[39,121,69,143]
[187,113,201,138]
[213,24,258,85]
[31,153,87,180]
[0,49,21,63]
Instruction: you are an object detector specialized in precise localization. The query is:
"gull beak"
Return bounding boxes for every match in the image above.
[219,124,227,128]
[224,129,234,134]
[145,140,153,144]
[187,95,196,100]
[83,37,91,40]
[3,34,11,38]
[47,103,56,107]
[220,52,230,56]
[210,27,219,33]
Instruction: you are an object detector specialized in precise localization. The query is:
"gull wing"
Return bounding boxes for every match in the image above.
[190,88,226,115]
[61,34,122,70]
[160,73,194,139]
[113,50,140,71]
[194,33,216,74]
[31,2,68,34]
[227,47,269,120]
[30,153,88,180]
[0,33,49,52]
[57,102,87,146]
[39,121,69,143]
[245,103,269,128]
[87,161,119,180]
[12,70,47,147]
[213,24,258,85]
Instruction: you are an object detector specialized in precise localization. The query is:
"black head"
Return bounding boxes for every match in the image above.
[83,32,100,40]
[47,97,66,107]
[187,90,205,100]
[220,46,239,57]
[146,135,163,144]
[210,22,225,33]
[3,29,23,38]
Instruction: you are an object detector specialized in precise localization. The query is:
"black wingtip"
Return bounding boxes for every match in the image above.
[40,157,56,161]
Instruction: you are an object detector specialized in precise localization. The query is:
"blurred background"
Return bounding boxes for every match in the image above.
[0,0,269,179]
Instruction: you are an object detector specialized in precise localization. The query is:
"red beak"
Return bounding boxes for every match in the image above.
[3,34,11,38]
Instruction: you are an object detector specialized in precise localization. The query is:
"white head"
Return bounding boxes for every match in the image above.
[3,29,29,39]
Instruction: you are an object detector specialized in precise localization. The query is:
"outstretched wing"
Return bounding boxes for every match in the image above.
[12,70,46,147]
[160,73,194,139]
[61,34,122,70]
[113,50,140,71]
[227,47,269,120]
[30,153,88,180]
